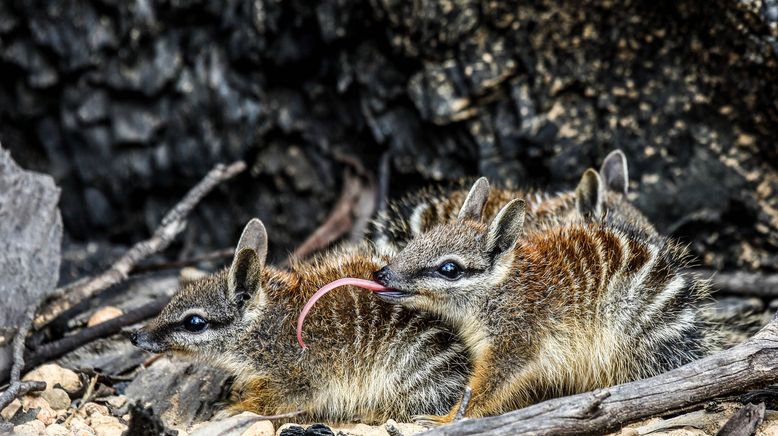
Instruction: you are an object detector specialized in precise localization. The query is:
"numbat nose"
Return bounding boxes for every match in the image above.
[373,267,395,286]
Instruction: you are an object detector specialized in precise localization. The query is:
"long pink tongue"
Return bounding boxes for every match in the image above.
[296,278,388,349]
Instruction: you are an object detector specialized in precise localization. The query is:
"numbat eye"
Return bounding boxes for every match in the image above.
[437,261,463,279]
[182,314,209,333]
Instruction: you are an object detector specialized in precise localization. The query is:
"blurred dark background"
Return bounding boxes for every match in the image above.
[1,0,777,279]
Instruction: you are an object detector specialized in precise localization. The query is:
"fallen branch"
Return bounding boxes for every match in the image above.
[0,306,46,425]
[34,161,246,330]
[24,297,172,371]
[423,316,778,436]
[282,170,373,265]
[698,269,778,297]
[131,248,234,274]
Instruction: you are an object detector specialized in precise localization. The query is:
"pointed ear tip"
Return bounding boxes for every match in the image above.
[605,149,627,165]
[246,217,264,227]
[580,168,602,183]
[244,218,267,234]
[475,176,489,189]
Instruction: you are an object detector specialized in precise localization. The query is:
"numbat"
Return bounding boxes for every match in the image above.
[131,219,471,423]
[370,150,655,253]
[372,181,720,424]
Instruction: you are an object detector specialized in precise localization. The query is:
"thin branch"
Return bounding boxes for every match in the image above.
[455,387,473,421]
[422,317,778,436]
[698,269,778,297]
[282,170,369,265]
[131,248,234,274]
[34,161,246,330]
[0,306,45,421]
[24,297,171,371]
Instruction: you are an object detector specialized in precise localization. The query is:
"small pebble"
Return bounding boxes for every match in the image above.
[22,394,50,412]
[91,414,128,436]
[70,416,97,436]
[13,420,46,436]
[45,423,69,435]
[1,398,21,420]
[83,402,110,418]
[23,364,82,394]
[104,395,127,409]
[242,419,274,436]
[36,403,56,426]
[87,306,123,327]
[41,388,72,411]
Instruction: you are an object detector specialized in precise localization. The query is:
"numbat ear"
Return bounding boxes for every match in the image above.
[600,149,629,195]
[576,168,605,219]
[458,177,490,222]
[485,199,526,255]
[228,218,268,306]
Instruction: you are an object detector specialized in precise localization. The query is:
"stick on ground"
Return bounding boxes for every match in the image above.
[422,316,778,436]
[699,269,778,297]
[34,161,246,330]
[0,306,46,428]
[282,170,371,265]
[24,297,172,370]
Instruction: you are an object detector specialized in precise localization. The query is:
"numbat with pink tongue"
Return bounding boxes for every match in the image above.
[131,219,471,423]
[371,181,720,424]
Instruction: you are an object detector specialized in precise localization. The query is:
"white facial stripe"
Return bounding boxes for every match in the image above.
[409,204,430,236]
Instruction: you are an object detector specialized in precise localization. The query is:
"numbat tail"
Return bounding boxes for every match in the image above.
[369,150,655,253]
[373,180,720,424]
[132,219,470,423]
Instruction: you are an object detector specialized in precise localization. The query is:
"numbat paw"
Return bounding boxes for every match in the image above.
[412,414,454,427]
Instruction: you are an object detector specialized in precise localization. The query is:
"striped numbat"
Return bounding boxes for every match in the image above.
[372,182,720,424]
[131,219,471,423]
[369,149,656,254]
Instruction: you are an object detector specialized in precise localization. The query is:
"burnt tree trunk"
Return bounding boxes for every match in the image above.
[0,0,776,271]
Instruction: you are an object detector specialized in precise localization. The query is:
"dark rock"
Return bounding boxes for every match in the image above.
[76,90,109,125]
[0,2,18,33]
[2,40,59,88]
[280,425,306,436]
[305,423,335,436]
[104,37,182,96]
[83,187,116,228]
[124,403,178,436]
[111,102,165,143]
[0,145,62,370]
[125,356,230,431]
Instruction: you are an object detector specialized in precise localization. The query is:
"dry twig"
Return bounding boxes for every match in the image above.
[422,316,778,436]
[283,170,374,265]
[24,297,172,370]
[34,161,246,330]
[699,269,778,297]
[0,306,46,428]
[131,248,234,274]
